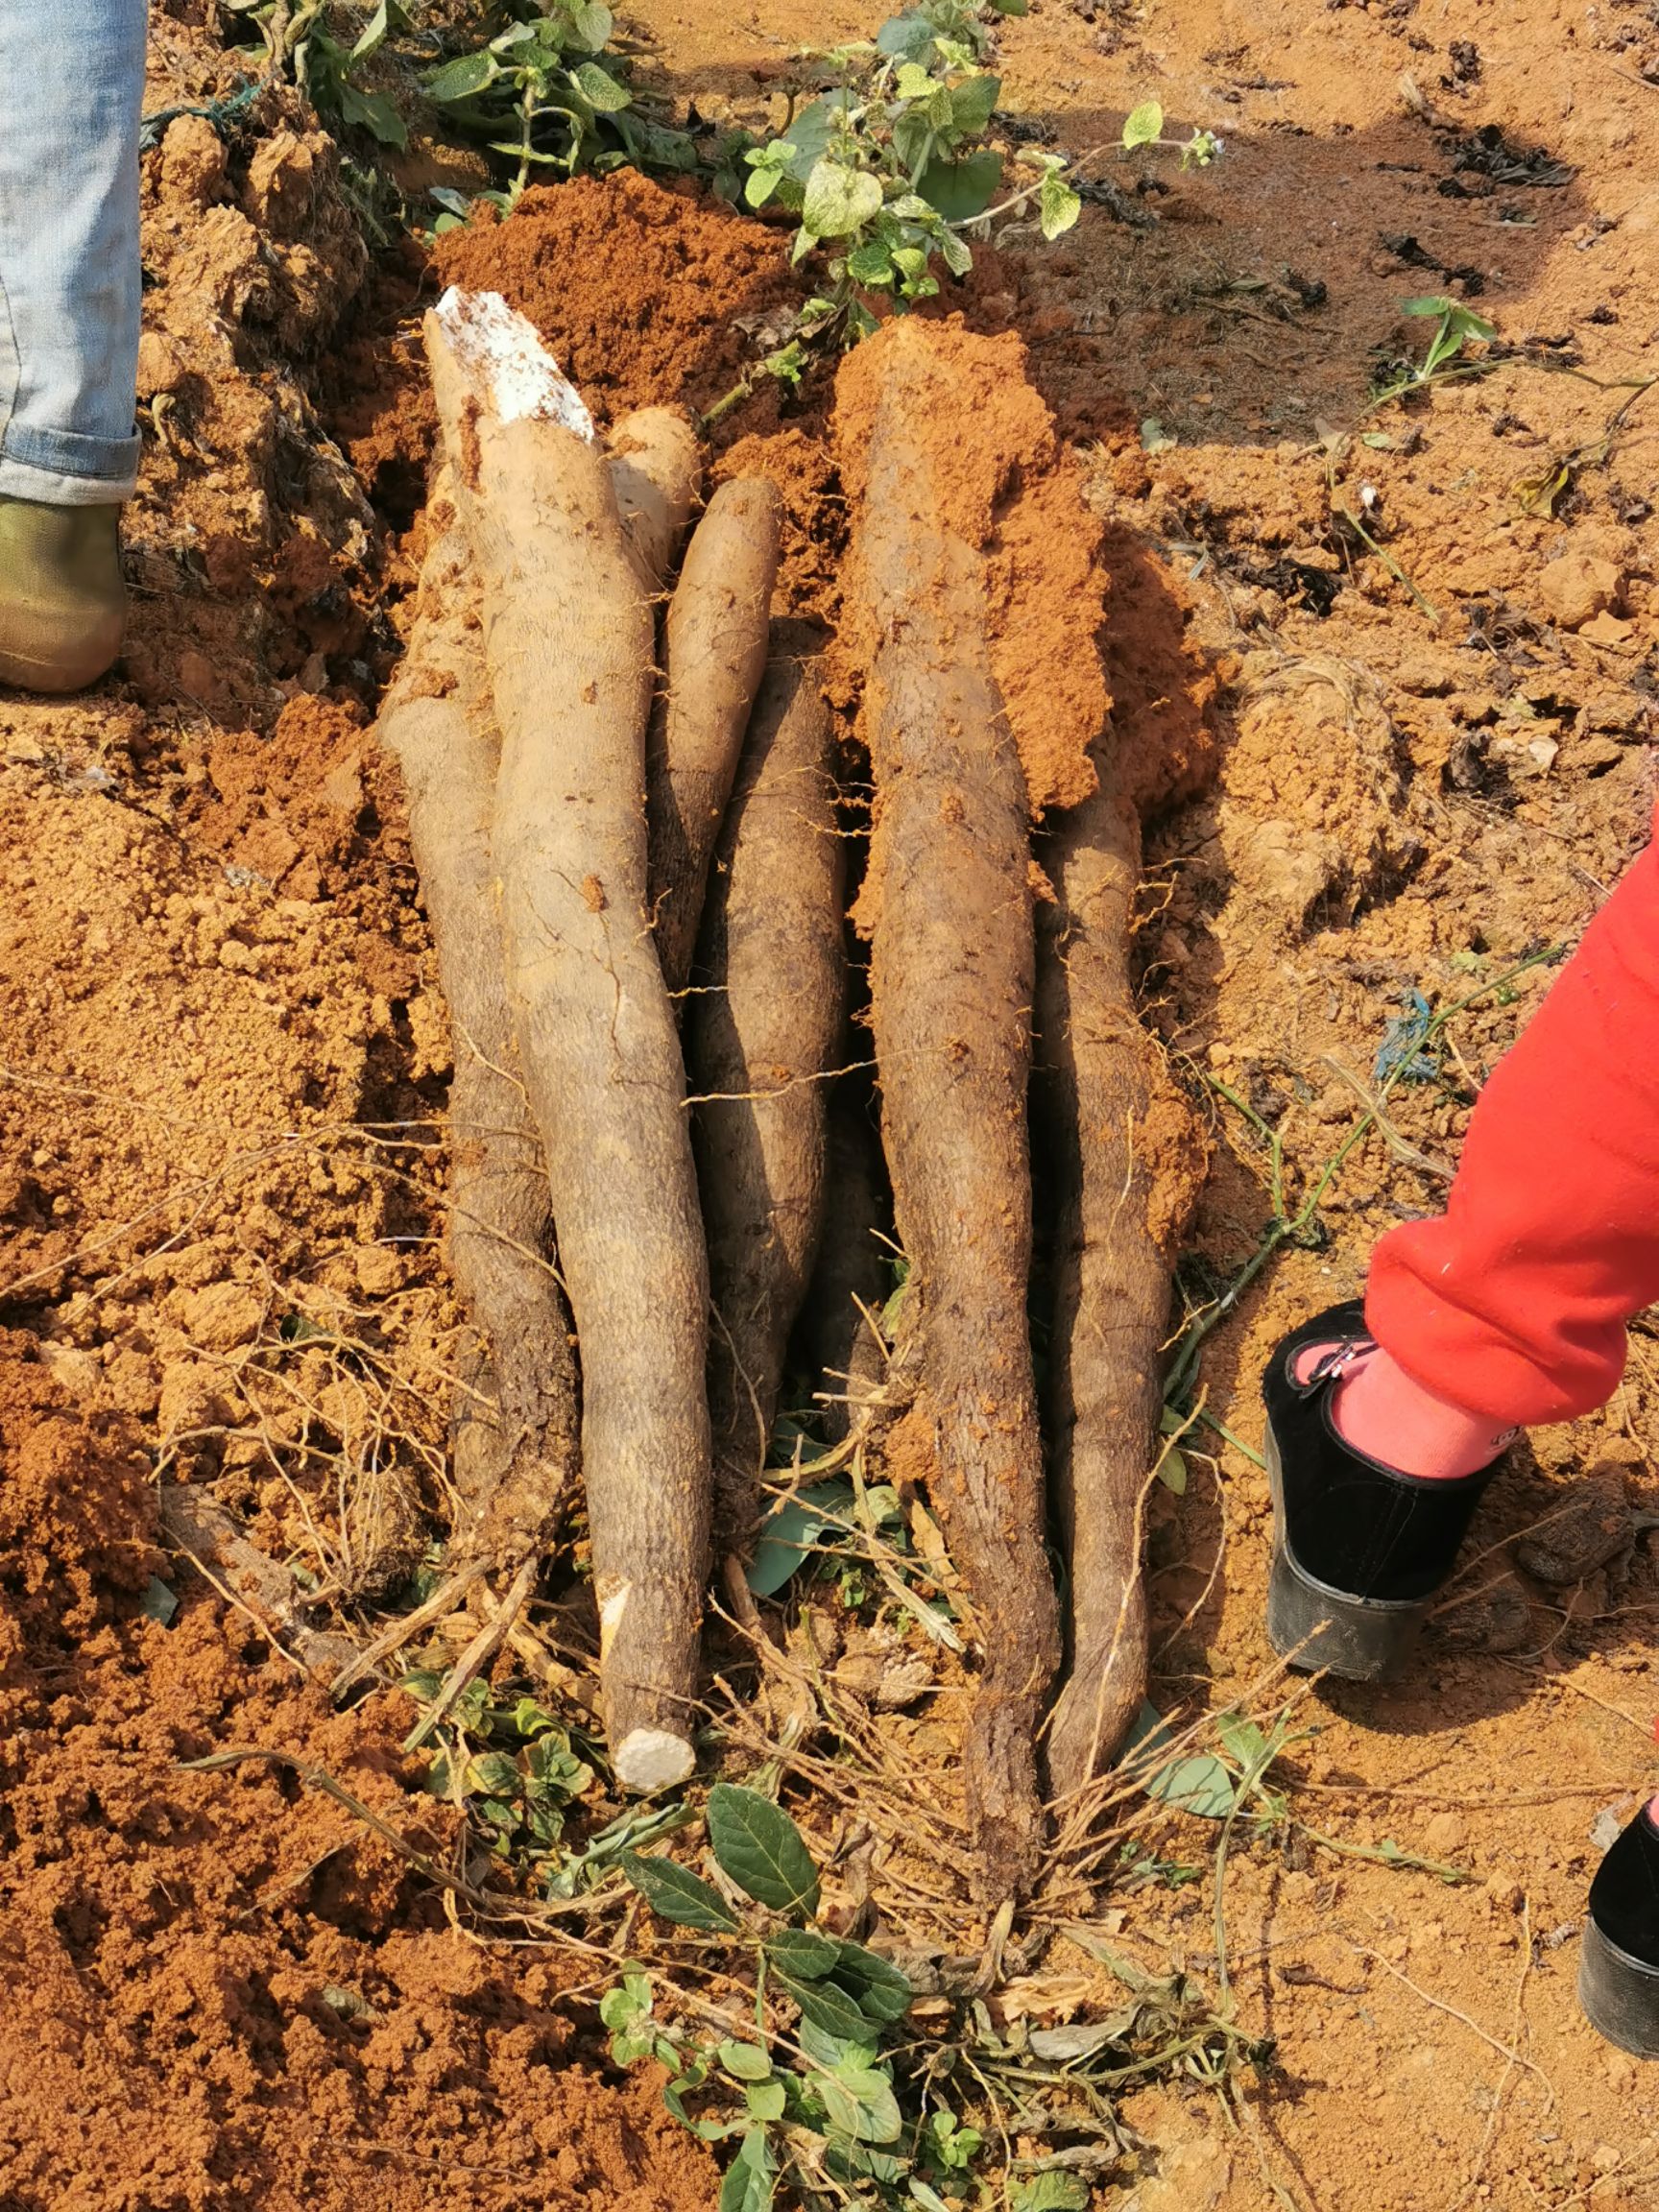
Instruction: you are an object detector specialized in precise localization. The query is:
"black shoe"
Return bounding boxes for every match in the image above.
[1581,1806,1659,2057]
[1261,1301,1502,1682]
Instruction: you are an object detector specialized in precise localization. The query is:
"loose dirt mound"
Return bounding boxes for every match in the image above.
[0,1332,712,2212]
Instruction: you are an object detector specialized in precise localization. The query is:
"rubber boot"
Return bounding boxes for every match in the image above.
[0,496,125,693]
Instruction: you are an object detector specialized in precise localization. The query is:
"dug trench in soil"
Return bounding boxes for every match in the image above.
[9,0,1659,2201]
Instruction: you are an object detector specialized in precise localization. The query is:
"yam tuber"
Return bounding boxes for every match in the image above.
[426,289,709,1792]
[1036,769,1203,1797]
[373,495,580,1562]
[844,320,1062,1899]
[686,622,844,1546]
[648,478,781,997]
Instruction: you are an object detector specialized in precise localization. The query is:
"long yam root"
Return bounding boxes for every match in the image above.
[648,478,781,997]
[1036,774,1205,1798]
[427,289,710,1793]
[609,405,701,586]
[373,498,580,1563]
[686,622,844,1548]
[845,319,1062,1900]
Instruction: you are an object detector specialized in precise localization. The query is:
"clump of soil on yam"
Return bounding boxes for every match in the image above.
[832,316,1110,814]
[330,171,799,552]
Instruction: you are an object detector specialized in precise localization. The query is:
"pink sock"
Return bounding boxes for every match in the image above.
[1292,1341,1511,1479]
[1334,1347,1511,1479]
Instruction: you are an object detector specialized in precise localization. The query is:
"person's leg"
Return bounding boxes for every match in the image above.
[0,0,146,689]
[1364,821,1659,1430]
[0,0,146,504]
[1262,816,1659,2052]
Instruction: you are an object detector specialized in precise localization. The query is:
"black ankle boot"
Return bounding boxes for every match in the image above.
[1581,1806,1659,2057]
[1261,1301,1502,1682]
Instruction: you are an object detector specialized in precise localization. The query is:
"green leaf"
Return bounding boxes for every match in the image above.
[1038,169,1081,241]
[763,1927,842,1979]
[745,2078,787,2121]
[600,1969,651,2032]
[1401,294,1455,318]
[894,60,935,99]
[989,0,1027,12]
[950,73,1000,134]
[745,167,783,208]
[141,1576,178,1625]
[349,0,393,63]
[819,2060,903,2144]
[568,0,613,48]
[1122,99,1164,150]
[774,1968,871,2041]
[622,1852,741,1933]
[782,93,858,181]
[707,1786,821,1915]
[1215,1713,1270,1768]
[339,84,407,146]
[909,2184,953,2212]
[572,60,632,111]
[719,2128,776,2212]
[876,11,941,60]
[747,1479,854,1597]
[1012,2176,1091,2212]
[847,239,897,286]
[917,148,1001,221]
[426,49,499,103]
[718,2039,773,2081]
[467,1751,522,1799]
[1140,416,1177,454]
[939,227,974,277]
[1123,1700,1237,1818]
[1156,1447,1188,1496]
[830,1940,913,2023]
[798,2014,878,2070]
[802,158,885,240]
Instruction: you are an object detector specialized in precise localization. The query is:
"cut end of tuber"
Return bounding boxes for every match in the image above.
[613,1726,696,1793]
[430,286,595,439]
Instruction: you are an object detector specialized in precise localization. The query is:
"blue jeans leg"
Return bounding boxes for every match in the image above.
[0,0,147,504]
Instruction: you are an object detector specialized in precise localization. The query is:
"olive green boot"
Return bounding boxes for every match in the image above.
[0,496,125,693]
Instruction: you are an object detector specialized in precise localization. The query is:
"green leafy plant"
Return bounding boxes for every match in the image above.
[422,0,694,203]
[404,1667,599,1863]
[1118,99,1223,169]
[613,1783,932,2209]
[224,0,409,145]
[731,0,1059,349]
[1369,293,1497,405]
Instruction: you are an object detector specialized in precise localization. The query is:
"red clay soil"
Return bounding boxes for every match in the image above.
[5,0,1659,2203]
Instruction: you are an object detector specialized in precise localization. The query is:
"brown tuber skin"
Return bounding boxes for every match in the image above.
[1036,765,1204,1797]
[686,623,845,1549]
[426,293,710,1793]
[847,325,1062,1902]
[648,478,781,998]
[609,405,701,585]
[373,502,580,1563]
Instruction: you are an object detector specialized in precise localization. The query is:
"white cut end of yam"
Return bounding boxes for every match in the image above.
[614,1726,696,1793]
[596,1574,631,1660]
[431,286,595,439]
